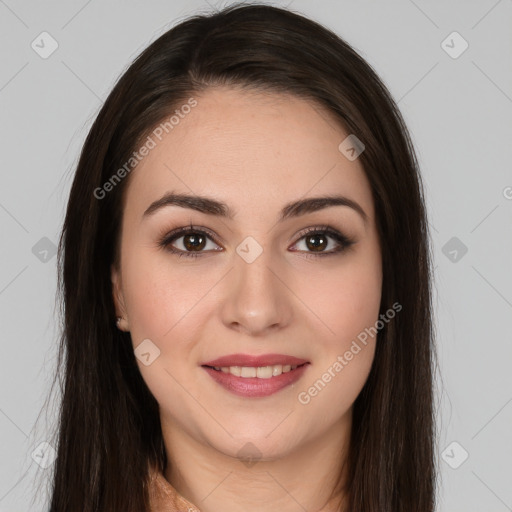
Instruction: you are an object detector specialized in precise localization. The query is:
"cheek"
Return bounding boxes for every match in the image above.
[121,251,209,340]
[293,250,381,405]
[121,255,210,415]
[295,267,381,418]
[295,253,382,346]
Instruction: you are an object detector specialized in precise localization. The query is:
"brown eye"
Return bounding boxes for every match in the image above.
[304,233,328,252]
[159,227,222,259]
[182,233,207,251]
[290,226,355,257]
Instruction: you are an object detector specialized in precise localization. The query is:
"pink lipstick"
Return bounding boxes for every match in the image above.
[201,353,310,398]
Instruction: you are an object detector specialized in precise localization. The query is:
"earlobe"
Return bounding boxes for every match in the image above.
[111,264,129,331]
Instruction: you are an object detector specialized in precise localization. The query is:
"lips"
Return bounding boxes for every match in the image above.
[202,363,309,397]
[201,353,309,367]
[201,353,311,397]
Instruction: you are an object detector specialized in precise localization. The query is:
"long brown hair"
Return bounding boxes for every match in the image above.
[44,3,438,510]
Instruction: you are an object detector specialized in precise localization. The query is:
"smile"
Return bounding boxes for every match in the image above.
[205,363,306,378]
[202,363,310,397]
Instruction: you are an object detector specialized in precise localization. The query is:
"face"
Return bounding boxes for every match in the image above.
[111,86,382,461]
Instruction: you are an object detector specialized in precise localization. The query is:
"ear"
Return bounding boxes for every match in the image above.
[111,263,129,331]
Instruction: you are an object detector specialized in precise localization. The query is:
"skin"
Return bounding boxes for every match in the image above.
[111,86,382,512]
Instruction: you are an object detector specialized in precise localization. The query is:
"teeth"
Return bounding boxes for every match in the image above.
[212,364,301,378]
[241,366,256,378]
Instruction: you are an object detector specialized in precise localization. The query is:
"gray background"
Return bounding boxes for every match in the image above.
[0,0,511,510]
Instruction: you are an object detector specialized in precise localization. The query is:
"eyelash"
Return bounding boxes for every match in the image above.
[157,223,355,260]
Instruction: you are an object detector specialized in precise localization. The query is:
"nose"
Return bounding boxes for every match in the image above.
[219,245,293,337]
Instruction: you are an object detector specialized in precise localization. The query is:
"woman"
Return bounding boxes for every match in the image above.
[46,3,437,511]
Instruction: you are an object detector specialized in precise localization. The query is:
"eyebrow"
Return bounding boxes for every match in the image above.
[143,191,368,224]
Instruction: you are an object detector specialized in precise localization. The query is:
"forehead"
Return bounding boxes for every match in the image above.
[123,86,374,224]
